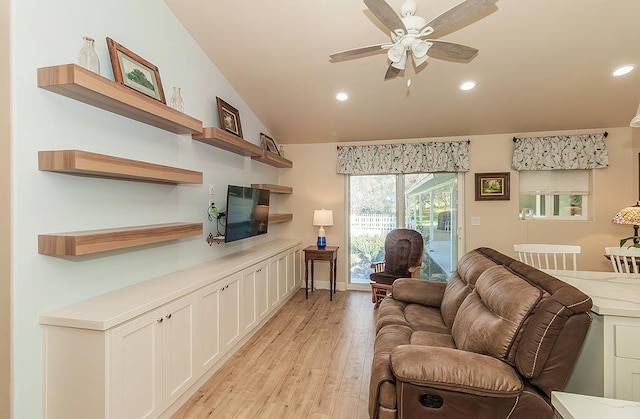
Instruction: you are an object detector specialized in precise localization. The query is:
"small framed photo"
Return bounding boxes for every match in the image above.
[216,97,243,138]
[106,37,165,103]
[260,133,280,155]
[475,172,510,201]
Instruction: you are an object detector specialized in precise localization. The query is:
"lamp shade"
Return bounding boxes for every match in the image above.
[612,202,640,226]
[313,209,333,227]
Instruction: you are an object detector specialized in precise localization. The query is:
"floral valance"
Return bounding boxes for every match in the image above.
[336,141,469,175]
[512,133,609,171]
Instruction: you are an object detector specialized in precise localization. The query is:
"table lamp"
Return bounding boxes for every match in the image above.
[313,209,333,249]
[612,201,640,245]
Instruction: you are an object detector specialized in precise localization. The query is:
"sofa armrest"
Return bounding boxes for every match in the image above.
[390,345,523,398]
[392,278,447,307]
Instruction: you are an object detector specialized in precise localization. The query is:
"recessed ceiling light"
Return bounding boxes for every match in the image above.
[460,81,476,91]
[612,65,634,77]
[336,92,349,101]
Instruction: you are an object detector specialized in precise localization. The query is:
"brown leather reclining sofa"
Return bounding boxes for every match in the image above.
[370,247,592,419]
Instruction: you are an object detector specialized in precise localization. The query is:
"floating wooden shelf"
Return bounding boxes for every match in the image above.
[268,214,293,224]
[38,222,203,256]
[37,64,203,135]
[251,184,292,194]
[252,150,293,169]
[192,127,263,156]
[39,150,203,184]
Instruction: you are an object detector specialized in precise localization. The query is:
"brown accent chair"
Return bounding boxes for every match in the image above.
[370,229,424,304]
[369,247,592,419]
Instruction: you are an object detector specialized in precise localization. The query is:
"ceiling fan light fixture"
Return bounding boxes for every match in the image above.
[391,52,407,70]
[387,44,406,63]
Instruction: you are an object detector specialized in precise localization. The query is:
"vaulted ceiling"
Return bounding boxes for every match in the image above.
[165,0,640,144]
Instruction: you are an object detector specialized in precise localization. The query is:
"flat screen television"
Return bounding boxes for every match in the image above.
[224,185,270,243]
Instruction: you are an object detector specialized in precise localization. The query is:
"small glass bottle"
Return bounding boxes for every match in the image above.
[170,87,184,112]
[78,36,100,74]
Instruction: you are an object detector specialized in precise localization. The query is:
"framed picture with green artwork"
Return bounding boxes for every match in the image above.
[475,172,510,201]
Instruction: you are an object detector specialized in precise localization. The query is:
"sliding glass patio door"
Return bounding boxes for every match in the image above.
[348,173,459,285]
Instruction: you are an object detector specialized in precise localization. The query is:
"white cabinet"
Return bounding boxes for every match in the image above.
[608,317,640,401]
[242,261,268,332]
[40,239,302,419]
[197,272,241,373]
[219,272,242,352]
[110,294,197,418]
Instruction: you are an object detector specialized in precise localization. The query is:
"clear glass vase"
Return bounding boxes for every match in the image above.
[78,36,100,74]
[170,87,184,112]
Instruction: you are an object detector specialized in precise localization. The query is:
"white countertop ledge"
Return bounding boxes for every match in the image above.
[552,391,640,419]
[39,238,302,331]
[544,270,640,317]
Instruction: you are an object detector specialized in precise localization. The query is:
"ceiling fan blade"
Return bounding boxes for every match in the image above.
[330,44,388,60]
[384,64,400,80]
[426,40,478,61]
[364,0,407,34]
[423,0,497,37]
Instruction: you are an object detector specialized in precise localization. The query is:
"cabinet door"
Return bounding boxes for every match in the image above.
[277,253,288,300]
[110,309,163,419]
[255,262,269,320]
[220,272,242,352]
[198,283,221,373]
[268,258,281,309]
[615,357,640,401]
[161,294,198,409]
[293,246,302,289]
[287,249,296,293]
[242,265,258,332]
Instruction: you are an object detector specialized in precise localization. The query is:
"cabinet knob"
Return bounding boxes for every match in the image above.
[165,313,172,319]
[157,317,163,323]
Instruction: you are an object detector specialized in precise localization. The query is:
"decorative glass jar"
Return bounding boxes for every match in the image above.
[78,36,100,74]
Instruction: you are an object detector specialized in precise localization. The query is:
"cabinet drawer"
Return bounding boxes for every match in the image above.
[615,325,640,359]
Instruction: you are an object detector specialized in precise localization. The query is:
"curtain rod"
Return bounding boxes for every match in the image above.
[336,139,471,149]
[513,132,608,142]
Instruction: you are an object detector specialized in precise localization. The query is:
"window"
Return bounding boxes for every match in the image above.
[519,170,590,220]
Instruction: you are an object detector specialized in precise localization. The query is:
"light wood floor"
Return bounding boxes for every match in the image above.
[172,289,376,419]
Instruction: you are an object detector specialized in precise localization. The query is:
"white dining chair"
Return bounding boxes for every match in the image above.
[513,244,581,271]
[605,246,640,274]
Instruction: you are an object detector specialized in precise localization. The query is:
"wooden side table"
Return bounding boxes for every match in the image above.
[303,245,339,301]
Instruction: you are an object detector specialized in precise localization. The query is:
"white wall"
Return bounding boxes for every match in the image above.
[11,1,283,417]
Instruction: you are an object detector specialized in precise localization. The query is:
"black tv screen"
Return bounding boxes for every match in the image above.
[224,185,270,243]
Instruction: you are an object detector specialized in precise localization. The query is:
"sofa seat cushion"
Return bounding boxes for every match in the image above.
[377,299,449,334]
[452,265,543,362]
[370,325,457,419]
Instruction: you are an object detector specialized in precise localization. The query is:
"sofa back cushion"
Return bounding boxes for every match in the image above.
[507,261,592,395]
[451,265,543,361]
[440,250,504,329]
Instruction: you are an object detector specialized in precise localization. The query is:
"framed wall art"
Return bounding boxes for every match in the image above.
[106,37,165,103]
[260,133,280,155]
[475,172,510,201]
[216,97,243,138]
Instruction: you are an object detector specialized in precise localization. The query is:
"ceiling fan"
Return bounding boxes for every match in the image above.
[329,0,498,80]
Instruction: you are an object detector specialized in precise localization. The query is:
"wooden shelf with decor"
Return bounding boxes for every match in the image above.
[38,222,203,256]
[192,127,263,156]
[268,214,293,224]
[251,184,292,194]
[39,150,203,184]
[37,64,203,135]
[252,150,293,168]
